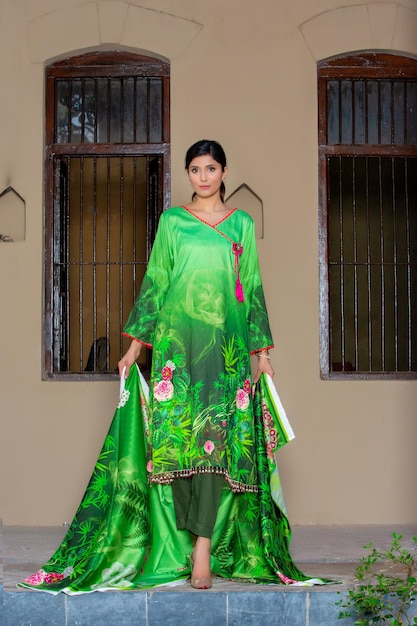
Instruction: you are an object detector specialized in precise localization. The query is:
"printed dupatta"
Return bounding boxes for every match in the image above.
[18,366,332,593]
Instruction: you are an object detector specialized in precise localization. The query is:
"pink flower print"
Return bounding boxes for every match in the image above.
[221,420,227,427]
[236,388,250,410]
[44,572,65,585]
[154,379,174,402]
[146,460,153,473]
[161,360,176,379]
[204,440,215,455]
[277,571,298,585]
[24,569,47,586]
[262,403,274,428]
[266,442,275,462]
[162,366,173,380]
[243,378,251,393]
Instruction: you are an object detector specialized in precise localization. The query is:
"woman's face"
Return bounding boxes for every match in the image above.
[187,154,227,199]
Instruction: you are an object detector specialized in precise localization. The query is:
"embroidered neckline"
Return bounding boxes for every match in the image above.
[180,206,245,302]
[181,205,237,227]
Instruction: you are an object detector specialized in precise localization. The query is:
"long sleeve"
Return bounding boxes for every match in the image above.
[122,212,174,347]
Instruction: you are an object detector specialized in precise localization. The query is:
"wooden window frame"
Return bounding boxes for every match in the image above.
[318,53,417,380]
[43,51,170,380]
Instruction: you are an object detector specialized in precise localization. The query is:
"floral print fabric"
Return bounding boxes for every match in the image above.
[123,207,274,492]
[19,367,331,593]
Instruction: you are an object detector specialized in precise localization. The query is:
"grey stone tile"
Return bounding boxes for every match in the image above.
[3,590,66,626]
[147,590,227,626]
[228,590,307,626]
[66,591,147,626]
[309,590,356,626]
[0,584,4,626]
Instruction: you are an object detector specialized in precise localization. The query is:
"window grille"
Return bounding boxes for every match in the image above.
[318,54,417,379]
[44,52,170,379]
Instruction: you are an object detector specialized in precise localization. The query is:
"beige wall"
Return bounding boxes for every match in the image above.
[1,0,417,526]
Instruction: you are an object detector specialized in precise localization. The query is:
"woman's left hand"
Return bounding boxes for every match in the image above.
[253,356,275,383]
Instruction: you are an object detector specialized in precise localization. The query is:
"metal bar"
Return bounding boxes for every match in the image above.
[106,157,111,370]
[365,157,372,371]
[79,156,84,372]
[81,78,86,143]
[94,79,98,143]
[133,77,137,143]
[68,80,73,143]
[390,81,395,145]
[93,156,98,370]
[119,157,124,358]
[378,157,385,371]
[391,157,399,370]
[378,81,382,145]
[146,78,150,143]
[120,78,124,143]
[338,156,345,367]
[352,157,359,369]
[107,78,111,143]
[365,79,369,144]
[404,158,412,370]
[338,81,342,144]
[146,156,151,259]
[65,158,71,371]
[132,157,137,299]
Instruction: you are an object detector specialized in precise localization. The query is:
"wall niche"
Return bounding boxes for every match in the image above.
[0,186,26,242]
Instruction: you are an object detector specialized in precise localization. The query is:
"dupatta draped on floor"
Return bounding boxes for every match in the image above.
[19,366,326,594]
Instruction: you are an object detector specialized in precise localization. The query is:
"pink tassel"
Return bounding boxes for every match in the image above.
[232,242,244,302]
[235,276,245,302]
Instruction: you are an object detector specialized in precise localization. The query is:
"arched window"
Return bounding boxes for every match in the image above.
[43,51,170,379]
[318,53,417,379]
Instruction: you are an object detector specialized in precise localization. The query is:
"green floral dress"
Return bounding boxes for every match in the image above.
[123,206,274,492]
[18,207,334,592]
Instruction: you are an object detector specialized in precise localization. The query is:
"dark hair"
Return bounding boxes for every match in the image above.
[185,139,227,202]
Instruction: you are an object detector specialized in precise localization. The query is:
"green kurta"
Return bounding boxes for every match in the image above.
[123,206,274,492]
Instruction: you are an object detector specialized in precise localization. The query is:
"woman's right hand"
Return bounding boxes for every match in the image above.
[118,340,142,378]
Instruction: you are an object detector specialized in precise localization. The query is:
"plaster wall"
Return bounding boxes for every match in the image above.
[1,0,416,525]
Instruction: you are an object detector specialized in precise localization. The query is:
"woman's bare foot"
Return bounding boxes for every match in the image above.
[191,536,212,589]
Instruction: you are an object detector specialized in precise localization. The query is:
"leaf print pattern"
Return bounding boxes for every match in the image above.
[19,367,330,593]
[147,335,259,490]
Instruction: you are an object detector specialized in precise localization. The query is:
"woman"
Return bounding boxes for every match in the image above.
[118,139,275,589]
[21,140,326,594]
